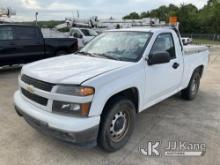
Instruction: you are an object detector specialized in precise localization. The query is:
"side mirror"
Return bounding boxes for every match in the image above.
[73,33,83,39]
[147,51,171,65]
[78,34,83,39]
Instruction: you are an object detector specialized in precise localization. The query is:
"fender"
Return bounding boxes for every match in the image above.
[83,61,146,116]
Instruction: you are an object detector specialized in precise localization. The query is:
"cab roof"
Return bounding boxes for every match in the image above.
[108,27,175,33]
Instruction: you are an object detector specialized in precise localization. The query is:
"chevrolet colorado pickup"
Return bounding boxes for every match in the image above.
[0,24,78,67]
[14,27,209,152]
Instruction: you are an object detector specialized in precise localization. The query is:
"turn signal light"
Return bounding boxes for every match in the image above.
[80,87,95,96]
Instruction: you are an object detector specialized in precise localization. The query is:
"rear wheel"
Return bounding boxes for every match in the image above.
[181,70,201,100]
[98,97,136,152]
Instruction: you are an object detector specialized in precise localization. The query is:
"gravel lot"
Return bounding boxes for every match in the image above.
[0,47,220,165]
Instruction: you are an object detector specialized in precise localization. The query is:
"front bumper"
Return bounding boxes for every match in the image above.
[14,91,100,146]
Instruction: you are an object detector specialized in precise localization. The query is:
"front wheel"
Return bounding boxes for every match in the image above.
[181,70,201,100]
[98,97,136,152]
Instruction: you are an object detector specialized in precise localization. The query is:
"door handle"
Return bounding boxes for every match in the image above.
[172,62,180,69]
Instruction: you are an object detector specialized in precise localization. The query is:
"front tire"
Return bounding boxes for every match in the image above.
[181,70,201,100]
[98,97,136,152]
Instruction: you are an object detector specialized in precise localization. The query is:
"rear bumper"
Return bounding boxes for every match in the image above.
[14,91,100,146]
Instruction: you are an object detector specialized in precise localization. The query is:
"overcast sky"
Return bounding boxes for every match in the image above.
[0,0,208,21]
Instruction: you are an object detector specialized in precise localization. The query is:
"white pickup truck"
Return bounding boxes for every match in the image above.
[14,27,209,152]
[69,28,98,48]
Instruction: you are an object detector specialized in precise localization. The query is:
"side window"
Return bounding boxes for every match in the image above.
[15,27,38,40]
[151,33,176,59]
[0,27,14,40]
[80,29,89,36]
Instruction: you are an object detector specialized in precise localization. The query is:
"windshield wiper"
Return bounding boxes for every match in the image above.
[93,53,121,61]
[77,51,122,61]
[76,51,96,57]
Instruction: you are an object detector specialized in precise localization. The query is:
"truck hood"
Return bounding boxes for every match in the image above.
[22,54,131,84]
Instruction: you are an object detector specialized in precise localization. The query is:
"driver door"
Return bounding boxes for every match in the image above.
[144,33,183,103]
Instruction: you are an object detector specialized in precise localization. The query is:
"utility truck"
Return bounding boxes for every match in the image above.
[14,27,209,152]
[69,28,98,48]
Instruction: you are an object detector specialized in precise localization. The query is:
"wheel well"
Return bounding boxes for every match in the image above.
[195,65,204,78]
[103,88,139,114]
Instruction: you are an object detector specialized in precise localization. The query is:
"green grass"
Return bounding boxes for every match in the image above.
[192,39,220,45]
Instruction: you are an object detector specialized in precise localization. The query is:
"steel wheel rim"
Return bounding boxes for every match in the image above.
[109,111,130,142]
[191,75,199,95]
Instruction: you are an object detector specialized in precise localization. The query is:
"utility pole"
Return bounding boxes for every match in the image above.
[35,12,38,26]
[77,10,79,18]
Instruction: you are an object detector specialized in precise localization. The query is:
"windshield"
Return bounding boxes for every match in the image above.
[79,31,151,62]
[81,29,97,36]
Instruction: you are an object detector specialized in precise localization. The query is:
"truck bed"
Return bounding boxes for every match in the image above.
[182,45,209,89]
[183,45,208,55]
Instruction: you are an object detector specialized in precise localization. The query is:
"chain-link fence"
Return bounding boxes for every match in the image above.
[181,33,220,45]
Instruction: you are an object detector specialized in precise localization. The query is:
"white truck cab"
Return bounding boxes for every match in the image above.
[182,37,193,45]
[14,27,209,152]
[69,28,98,48]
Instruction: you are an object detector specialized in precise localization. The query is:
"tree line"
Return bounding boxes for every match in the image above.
[123,0,220,33]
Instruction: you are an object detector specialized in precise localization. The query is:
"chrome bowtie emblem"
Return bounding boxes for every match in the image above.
[26,84,34,94]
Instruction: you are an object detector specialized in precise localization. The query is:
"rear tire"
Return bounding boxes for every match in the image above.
[181,70,201,100]
[98,96,136,152]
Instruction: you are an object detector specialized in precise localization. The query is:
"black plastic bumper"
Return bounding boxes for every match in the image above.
[15,106,99,147]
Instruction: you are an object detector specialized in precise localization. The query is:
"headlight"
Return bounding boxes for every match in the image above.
[56,85,95,96]
[54,86,94,116]
[53,101,91,117]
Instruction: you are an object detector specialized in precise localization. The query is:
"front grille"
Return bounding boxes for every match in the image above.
[21,74,54,92]
[21,88,48,106]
